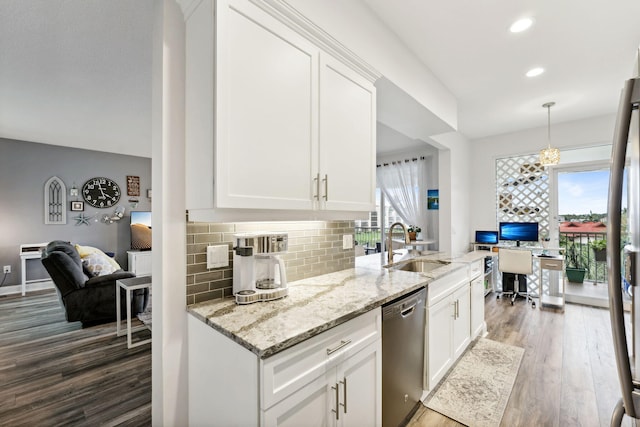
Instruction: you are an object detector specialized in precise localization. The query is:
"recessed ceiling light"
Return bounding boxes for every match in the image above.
[526,67,545,77]
[510,18,533,33]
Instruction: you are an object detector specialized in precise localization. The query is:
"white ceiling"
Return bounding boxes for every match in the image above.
[0,0,154,158]
[2,1,640,158]
[365,0,640,140]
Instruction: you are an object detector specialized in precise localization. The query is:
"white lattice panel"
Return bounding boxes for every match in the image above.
[495,154,551,298]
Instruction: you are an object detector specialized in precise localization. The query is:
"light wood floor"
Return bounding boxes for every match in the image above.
[409,294,634,427]
[0,290,151,426]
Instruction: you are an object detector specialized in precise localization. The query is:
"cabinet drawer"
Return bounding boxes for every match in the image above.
[261,308,381,410]
[468,259,483,279]
[540,258,563,270]
[427,268,469,307]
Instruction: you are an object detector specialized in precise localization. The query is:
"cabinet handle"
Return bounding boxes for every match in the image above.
[323,174,328,201]
[313,173,320,200]
[332,383,339,420]
[326,339,351,355]
[340,377,347,413]
[454,300,459,319]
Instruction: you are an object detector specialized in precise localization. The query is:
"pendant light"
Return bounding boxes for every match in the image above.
[539,101,560,166]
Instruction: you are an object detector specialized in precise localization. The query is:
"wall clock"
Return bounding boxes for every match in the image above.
[82,177,121,208]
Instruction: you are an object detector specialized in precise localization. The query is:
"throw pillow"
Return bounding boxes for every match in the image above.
[82,252,118,277]
[75,244,121,271]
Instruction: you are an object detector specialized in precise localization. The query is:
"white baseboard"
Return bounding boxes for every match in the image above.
[0,280,55,297]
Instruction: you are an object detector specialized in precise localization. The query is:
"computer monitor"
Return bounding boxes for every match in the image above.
[499,222,539,247]
[131,211,152,250]
[475,230,499,245]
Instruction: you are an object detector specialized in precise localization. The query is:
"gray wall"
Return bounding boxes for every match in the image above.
[0,138,151,287]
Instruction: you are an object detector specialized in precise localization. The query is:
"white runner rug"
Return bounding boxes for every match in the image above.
[424,338,524,427]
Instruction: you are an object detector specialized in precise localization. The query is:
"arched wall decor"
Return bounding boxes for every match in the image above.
[44,176,67,224]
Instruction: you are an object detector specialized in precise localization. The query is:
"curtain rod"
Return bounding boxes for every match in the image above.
[377,156,425,168]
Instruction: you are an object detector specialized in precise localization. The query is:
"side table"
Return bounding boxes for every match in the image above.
[116,276,152,348]
[19,243,49,296]
[538,256,565,310]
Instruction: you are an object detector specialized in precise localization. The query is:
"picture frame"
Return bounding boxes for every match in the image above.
[127,175,140,196]
[427,189,439,210]
[71,201,84,211]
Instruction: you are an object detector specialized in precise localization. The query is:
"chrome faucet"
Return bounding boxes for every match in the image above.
[387,222,411,264]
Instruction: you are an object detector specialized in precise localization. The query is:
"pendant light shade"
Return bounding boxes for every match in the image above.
[539,101,560,166]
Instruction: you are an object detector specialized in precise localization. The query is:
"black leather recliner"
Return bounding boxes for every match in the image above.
[41,240,148,325]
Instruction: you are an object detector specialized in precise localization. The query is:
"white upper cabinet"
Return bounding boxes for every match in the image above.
[183,0,379,221]
[319,55,376,212]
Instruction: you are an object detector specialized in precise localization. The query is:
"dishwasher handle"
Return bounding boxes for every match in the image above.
[400,304,417,318]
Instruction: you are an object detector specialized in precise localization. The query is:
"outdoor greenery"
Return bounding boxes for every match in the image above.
[591,239,607,251]
[565,244,584,269]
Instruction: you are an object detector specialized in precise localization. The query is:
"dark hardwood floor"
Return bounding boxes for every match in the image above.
[0,289,151,426]
[409,294,634,427]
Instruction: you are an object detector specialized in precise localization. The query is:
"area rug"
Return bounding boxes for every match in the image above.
[424,338,524,427]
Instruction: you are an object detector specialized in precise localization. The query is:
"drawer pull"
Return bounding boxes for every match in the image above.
[327,339,352,355]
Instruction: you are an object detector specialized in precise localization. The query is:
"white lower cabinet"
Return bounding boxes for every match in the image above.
[263,339,380,427]
[188,308,381,426]
[425,269,471,392]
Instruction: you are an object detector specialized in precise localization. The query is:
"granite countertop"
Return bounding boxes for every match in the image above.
[187,251,483,359]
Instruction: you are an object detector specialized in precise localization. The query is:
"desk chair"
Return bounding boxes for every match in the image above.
[498,248,535,308]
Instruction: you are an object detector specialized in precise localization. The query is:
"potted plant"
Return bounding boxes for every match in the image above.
[407,225,421,241]
[592,239,607,262]
[565,244,587,283]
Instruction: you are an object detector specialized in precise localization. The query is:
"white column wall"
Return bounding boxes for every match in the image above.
[432,132,472,255]
[153,0,188,424]
[468,113,616,243]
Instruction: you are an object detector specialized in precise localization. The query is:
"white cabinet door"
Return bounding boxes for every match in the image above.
[470,276,485,339]
[426,295,454,389]
[214,0,319,210]
[263,372,333,427]
[452,284,471,359]
[319,54,376,212]
[338,341,381,427]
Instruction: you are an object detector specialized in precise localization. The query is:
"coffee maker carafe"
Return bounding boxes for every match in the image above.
[233,232,288,304]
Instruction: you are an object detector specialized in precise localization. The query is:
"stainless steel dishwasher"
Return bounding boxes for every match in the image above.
[382,287,426,427]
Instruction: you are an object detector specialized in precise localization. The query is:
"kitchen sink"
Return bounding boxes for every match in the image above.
[385,258,450,273]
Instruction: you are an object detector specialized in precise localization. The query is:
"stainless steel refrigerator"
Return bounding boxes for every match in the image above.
[608,74,640,425]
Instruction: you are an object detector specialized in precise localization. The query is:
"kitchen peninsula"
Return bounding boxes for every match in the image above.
[187,251,489,426]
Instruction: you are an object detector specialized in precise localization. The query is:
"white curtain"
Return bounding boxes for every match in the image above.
[376,158,428,235]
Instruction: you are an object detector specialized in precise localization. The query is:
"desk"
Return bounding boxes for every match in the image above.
[116,276,152,348]
[474,244,565,309]
[19,243,49,296]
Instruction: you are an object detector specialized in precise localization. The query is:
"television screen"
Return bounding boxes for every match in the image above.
[475,230,499,244]
[499,222,538,245]
[131,211,152,250]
